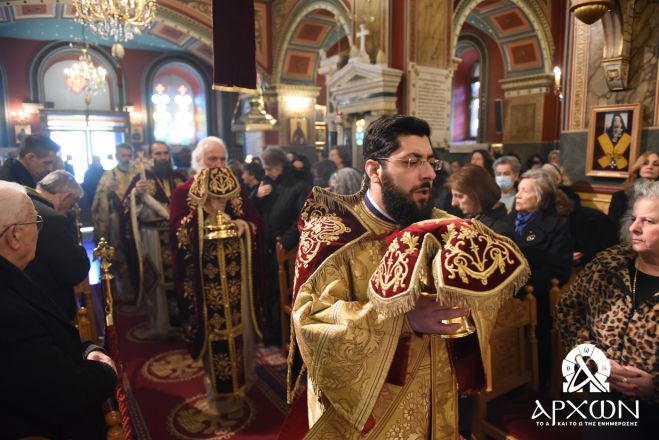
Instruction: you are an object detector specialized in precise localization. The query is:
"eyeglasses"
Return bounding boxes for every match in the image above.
[376,157,444,171]
[0,214,44,238]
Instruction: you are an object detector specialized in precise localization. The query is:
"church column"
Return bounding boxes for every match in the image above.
[318,53,343,148]
[404,0,455,149]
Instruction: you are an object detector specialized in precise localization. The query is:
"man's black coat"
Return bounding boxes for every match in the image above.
[254,166,312,251]
[0,158,36,188]
[25,192,90,320]
[0,256,116,439]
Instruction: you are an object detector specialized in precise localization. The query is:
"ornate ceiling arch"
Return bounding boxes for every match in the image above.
[453,0,555,76]
[272,0,351,84]
[0,0,213,64]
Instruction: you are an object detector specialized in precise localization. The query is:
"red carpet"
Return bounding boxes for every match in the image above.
[115,308,288,439]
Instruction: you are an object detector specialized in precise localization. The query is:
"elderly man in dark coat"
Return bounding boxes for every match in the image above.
[0,181,117,439]
[25,170,90,321]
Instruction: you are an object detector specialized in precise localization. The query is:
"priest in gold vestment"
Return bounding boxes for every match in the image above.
[286,115,530,439]
[123,142,187,337]
[91,143,137,302]
[175,167,264,413]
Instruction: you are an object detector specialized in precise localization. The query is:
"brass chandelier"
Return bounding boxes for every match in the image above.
[73,0,157,42]
[64,47,107,104]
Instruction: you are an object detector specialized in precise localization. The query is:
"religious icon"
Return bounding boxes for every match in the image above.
[130,126,144,144]
[289,117,308,145]
[586,103,642,178]
[14,124,31,145]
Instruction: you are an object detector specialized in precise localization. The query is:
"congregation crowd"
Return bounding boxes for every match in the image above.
[0,115,656,438]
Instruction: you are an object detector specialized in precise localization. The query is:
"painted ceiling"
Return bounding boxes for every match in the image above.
[463,0,546,76]
[0,0,214,64]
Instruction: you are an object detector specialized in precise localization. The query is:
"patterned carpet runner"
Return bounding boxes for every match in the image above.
[114,307,289,439]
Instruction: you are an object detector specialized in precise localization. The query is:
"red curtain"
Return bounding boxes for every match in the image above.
[212,0,256,91]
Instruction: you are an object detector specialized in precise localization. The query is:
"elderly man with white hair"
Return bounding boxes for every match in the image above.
[24,170,90,321]
[168,137,266,344]
[169,136,229,231]
[0,181,117,439]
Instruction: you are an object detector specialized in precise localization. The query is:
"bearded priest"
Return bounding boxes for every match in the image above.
[285,115,530,439]
[123,141,186,338]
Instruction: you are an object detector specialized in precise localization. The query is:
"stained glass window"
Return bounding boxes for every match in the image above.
[149,62,207,146]
[469,62,480,140]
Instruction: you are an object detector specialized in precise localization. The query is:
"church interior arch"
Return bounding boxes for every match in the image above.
[266,0,351,154]
[452,0,558,157]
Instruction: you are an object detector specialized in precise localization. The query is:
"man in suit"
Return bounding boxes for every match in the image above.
[25,170,90,321]
[0,180,117,439]
[0,134,60,188]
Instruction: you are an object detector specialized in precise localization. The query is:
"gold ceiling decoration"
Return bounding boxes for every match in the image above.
[73,0,157,42]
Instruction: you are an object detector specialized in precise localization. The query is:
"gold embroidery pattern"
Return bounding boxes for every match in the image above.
[168,393,255,439]
[176,214,193,248]
[188,168,240,207]
[371,232,419,294]
[298,202,352,269]
[208,168,239,196]
[214,352,233,380]
[440,222,516,286]
[230,196,244,217]
[141,349,203,383]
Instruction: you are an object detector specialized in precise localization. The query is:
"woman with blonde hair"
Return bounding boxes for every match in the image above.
[608,151,659,235]
[557,178,658,437]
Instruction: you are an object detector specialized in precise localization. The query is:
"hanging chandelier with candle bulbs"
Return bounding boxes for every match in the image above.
[64,47,107,103]
[73,0,157,42]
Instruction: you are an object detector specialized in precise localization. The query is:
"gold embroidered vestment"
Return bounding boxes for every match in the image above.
[289,188,530,439]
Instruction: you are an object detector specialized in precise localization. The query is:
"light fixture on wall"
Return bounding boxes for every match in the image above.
[10,101,43,124]
[283,95,312,115]
[553,66,563,101]
[569,0,614,25]
[73,0,157,43]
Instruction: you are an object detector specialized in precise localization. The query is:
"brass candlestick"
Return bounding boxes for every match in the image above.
[203,210,237,240]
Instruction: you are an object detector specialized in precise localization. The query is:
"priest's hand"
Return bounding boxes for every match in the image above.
[232,219,247,237]
[406,295,468,335]
[135,179,150,195]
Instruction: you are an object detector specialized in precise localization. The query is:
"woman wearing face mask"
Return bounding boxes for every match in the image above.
[493,156,521,213]
[609,151,659,238]
[448,164,515,239]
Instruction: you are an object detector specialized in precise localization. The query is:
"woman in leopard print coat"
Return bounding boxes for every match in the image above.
[556,180,658,436]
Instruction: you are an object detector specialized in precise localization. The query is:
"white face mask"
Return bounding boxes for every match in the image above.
[496,175,514,191]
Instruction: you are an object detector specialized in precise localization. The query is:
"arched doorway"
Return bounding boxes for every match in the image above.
[451,0,556,153]
[270,0,351,156]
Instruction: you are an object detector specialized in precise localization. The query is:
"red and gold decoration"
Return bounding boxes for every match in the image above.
[368,219,530,337]
[176,167,262,400]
